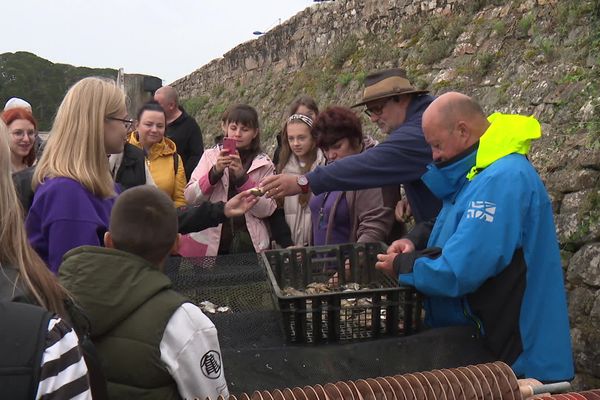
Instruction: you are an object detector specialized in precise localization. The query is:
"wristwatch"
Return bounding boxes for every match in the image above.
[297,175,309,194]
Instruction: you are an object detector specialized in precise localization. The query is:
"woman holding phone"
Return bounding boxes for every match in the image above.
[185,104,276,256]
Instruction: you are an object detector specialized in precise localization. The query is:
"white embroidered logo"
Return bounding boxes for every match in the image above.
[466,201,496,222]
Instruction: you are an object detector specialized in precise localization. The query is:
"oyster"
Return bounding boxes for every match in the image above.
[305,282,331,295]
[342,282,361,291]
[283,287,304,297]
[200,301,217,314]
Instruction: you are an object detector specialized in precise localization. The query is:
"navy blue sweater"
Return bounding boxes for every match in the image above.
[307,95,441,222]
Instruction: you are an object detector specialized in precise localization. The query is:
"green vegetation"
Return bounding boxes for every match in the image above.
[517,13,534,37]
[208,102,227,119]
[419,39,453,65]
[354,71,367,85]
[0,51,117,130]
[211,84,225,98]
[331,35,358,69]
[537,38,556,61]
[558,67,587,84]
[493,21,507,36]
[182,95,210,116]
[477,52,495,76]
[337,72,353,86]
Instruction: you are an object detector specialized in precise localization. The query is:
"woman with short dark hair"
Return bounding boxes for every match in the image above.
[309,106,394,245]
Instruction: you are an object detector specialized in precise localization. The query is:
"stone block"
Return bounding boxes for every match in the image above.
[561,189,597,214]
[244,57,259,71]
[567,243,600,287]
[576,148,600,169]
[546,168,600,193]
[568,287,595,323]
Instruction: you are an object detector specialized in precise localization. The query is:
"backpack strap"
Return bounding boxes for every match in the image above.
[0,301,52,399]
[65,299,109,400]
[173,153,179,175]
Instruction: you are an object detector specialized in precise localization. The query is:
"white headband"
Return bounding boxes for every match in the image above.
[287,113,313,128]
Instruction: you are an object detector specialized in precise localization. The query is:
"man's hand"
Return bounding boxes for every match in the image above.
[375,253,398,278]
[394,198,412,222]
[223,189,259,218]
[387,238,416,254]
[214,150,232,174]
[260,174,302,199]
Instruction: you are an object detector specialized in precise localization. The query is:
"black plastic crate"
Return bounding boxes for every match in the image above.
[261,242,422,344]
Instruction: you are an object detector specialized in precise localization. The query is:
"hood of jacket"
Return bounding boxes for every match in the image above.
[128,132,177,160]
[466,112,540,180]
[59,246,173,337]
[422,113,541,199]
[422,145,477,200]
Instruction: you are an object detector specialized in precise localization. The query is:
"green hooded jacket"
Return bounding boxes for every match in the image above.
[60,246,187,400]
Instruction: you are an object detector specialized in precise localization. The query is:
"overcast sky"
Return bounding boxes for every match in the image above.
[1,0,314,84]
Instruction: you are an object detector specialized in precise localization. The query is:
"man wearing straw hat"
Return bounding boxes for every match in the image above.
[261,68,441,224]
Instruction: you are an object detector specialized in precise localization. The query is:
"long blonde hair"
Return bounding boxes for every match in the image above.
[0,121,69,317]
[33,77,126,198]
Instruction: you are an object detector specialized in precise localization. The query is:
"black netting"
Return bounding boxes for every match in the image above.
[165,254,274,313]
[165,254,266,288]
[209,311,286,349]
[165,254,283,350]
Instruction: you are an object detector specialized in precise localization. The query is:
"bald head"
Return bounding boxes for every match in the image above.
[155,86,178,103]
[423,92,490,162]
[154,86,180,121]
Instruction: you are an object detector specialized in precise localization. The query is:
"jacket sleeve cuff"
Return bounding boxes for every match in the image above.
[208,166,223,186]
[404,218,436,250]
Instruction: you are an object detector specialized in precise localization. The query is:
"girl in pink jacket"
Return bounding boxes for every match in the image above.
[184,104,276,256]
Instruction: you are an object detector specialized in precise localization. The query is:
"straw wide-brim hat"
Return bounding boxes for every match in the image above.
[351,68,429,108]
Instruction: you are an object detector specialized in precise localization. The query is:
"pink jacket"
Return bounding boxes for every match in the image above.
[184,146,276,256]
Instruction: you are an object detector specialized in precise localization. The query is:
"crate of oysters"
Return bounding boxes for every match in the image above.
[261,242,422,344]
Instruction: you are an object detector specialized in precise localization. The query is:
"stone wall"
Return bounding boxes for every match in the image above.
[172,0,600,388]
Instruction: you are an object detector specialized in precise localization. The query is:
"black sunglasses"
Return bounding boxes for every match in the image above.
[363,98,391,117]
[107,117,135,130]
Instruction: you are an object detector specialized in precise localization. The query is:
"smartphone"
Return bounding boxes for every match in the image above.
[222,137,237,154]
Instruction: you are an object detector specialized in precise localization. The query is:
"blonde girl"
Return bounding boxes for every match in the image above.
[27,77,129,272]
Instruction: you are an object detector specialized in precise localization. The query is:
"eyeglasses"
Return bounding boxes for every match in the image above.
[107,117,135,131]
[364,99,390,117]
[10,129,38,140]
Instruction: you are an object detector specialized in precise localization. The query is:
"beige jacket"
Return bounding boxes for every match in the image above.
[282,150,326,246]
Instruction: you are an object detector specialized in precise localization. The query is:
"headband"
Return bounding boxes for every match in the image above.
[287,113,313,128]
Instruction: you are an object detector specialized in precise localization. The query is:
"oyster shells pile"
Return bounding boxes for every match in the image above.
[199,300,231,314]
[282,281,369,297]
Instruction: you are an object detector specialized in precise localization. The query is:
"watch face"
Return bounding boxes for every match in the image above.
[297,175,308,186]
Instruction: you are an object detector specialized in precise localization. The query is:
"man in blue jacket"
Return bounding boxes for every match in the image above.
[261,68,441,223]
[376,92,574,382]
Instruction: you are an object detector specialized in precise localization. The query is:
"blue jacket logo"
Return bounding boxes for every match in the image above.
[466,201,496,222]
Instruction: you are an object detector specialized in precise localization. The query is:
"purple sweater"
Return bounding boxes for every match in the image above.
[309,191,351,245]
[26,177,117,273]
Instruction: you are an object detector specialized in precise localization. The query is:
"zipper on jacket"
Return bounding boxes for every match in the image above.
[461,297,484,337]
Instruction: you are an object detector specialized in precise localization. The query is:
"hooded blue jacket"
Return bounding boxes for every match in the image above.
[306,95,441,222]
[399,113,574,382]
